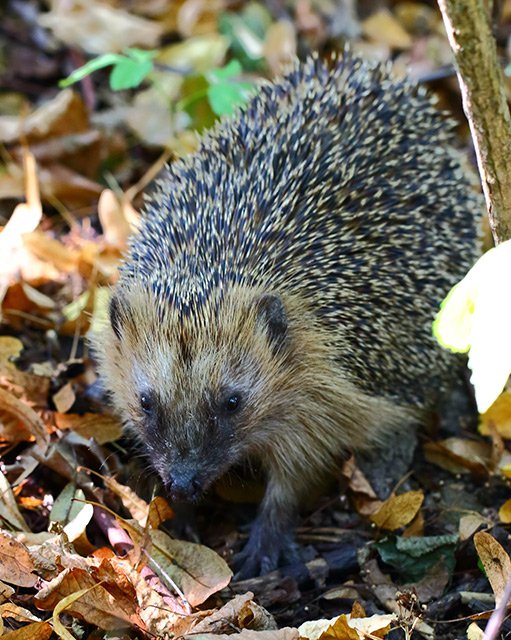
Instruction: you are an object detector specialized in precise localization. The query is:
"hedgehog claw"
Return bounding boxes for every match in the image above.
[233,520,300,579]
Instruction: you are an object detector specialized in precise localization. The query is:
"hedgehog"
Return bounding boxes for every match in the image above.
[92,53,481,578]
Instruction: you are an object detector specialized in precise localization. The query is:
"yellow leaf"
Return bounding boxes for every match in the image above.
[474,531,511,608]
[499,499,511,524]
[362,9,412,49]
[480,391,511,439]
[1,622,52,640]
[371,490,424,530]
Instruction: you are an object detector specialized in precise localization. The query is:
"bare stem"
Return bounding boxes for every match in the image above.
[438,0,511,244]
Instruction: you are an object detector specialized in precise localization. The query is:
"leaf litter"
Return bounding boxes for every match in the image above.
[1,0,511,639]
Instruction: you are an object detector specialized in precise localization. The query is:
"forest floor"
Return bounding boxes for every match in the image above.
[0,1,510,638]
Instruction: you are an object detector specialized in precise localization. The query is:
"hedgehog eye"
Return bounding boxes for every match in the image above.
[140,393,153,415]
[223,394,241,413]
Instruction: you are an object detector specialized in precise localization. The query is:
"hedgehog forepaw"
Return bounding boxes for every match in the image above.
[233,517,301,579]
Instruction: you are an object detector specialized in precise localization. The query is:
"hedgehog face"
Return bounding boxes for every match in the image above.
[104,288,292,503]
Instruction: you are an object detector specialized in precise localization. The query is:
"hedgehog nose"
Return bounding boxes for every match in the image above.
[166,470,202,502]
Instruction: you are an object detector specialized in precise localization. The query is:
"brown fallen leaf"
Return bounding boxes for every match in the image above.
[341,456,382,516]
[0,602,42,623]
[263,20,297,73]
[345,613,395,639]
[148,496,174,529]
[0,387,49,449]
[55,412,122,445]
[480,391,511,439]
[97,188,135,248]
[38,0,162,54]
[0,580,15,604]
[0,470,31,532]
[52,383,76,414]
[35,564,145,632]
[474,531,511,608]
[22,231,79,273]
[0,90,88,144]
[299,611,395,640]
[371,490,424,531]
[142,528,233,606]
[190,592,277,635]
[0,150,42,283]
[0,622,53,640]
[103,475,151,525]
[459,513,490,540]
[362,9,413,49]
[423,437,491,476]
[0,336,50,410]
[0,530,37,587]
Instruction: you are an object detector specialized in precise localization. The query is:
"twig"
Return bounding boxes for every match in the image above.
[438,0,511,243]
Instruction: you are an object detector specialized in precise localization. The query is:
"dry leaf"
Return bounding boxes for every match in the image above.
[55,412,122,445]
[53,383,76,414]
[0,471,30,532]
[341,457,382,515]
[104,476,151,525]
[499,499,511,524]
[22,231,79,273]
[0,336,50,410]
[474,531,511,608]
[480,391,511,439]
[177,0,225,37]
[143,528,232,606]
[371,490,424,531]
[0,581,15,604]
[423,438,491,476]
[185,592,277,635]
[0,151,42,283]
[36,564,145,631]
[0,387,49,449]
[459,513,490,540]
[263,20,297,73]
[299,611,394,640]
[0,602,42,623]
[148,496,174,529]
[0,91,88,144]
[403,510,425,537]
[467,622,485,639]
[97,189,134,248]
[1,622,53,640]
[20,283,56,310]
[362,9,413,49]
[0,530,37,587]
[347,613,395,638]
[38,0,162,54]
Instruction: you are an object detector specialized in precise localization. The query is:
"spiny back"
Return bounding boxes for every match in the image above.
[120,52,481,406]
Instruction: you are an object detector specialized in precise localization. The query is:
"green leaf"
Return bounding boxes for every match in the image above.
[205,61,255,116]
[59,53,122,87]
[124,47,158,63]
[434,238,511,413]
[375,534,458,583]
[218,4,271,71]
[207,81,253,116]
[208,59,243,81]
[110,57,154,90]
[59,48,157,90]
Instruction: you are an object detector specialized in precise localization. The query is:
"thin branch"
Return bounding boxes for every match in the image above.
[438,0,511,244]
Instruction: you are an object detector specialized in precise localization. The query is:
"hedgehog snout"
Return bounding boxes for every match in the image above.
[164,464,203,502]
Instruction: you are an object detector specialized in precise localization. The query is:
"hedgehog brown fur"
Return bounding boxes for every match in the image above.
[92,53,481,577]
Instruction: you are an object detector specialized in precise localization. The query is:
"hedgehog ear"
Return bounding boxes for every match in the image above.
[109,293,126,341]
[255,293,288,351]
